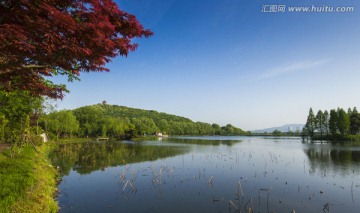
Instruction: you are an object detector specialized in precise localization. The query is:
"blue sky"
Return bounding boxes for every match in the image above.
[54,0,360,130]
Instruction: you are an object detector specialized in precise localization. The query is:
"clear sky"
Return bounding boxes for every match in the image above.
[54,0,360,131]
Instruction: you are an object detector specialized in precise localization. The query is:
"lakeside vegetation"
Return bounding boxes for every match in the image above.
[0,144,58,213]
[0,91,248,145]
[302,107,360,141]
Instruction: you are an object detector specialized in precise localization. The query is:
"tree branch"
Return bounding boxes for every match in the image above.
[23,65,47,69]
[0,64,48,75]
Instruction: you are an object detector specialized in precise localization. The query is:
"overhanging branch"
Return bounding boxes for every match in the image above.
[0,64,48,75]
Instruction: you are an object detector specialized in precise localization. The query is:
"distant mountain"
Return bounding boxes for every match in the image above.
[252,124,304,133]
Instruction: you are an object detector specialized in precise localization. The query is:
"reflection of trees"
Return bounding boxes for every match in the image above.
[163,138,241,146]
[330,150,355,164]
[50,142,189,175]
[304,144,360,176]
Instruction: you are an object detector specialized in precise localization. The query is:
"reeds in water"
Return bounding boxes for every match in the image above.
[122,180,137,192]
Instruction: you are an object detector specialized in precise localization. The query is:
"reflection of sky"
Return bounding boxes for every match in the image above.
[57,137,360,213]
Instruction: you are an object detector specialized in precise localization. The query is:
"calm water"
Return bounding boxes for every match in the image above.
[51,136,360,213]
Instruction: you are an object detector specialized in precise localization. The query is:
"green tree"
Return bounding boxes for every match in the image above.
[337,108,350,136]
[112,118,126,138]
[100,117,115,137]
[305,108,316,138]
[158,119,169,134]
[212,123,222,135]
[272,130,282,136]
[64,111,79,138]
[329,109,338,137]
[73,106,102,137]
[301,127,309,140]
[184,123,197,135]
[315,110,325,138]
[141,118,159,135]
[131,117,159,136]
[46,110,79,140]
[46,115,61,140]
[168,121,183,135]
[196,122,213,135]
[44,104,247,138]
[222,124,234,135]
[0,90,43,143]
[350,107,360,135]
[323,110,330,136]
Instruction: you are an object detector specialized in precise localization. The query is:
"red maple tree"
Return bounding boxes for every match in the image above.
[0,0,152,99]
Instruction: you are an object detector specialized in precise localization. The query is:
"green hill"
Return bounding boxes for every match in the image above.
[42,103,249,139]
[87,103,193,123]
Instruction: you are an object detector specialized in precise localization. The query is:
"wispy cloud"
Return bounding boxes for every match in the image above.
[259,59,330,79]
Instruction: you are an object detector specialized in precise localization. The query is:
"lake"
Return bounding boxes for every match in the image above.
[51,136,360,213]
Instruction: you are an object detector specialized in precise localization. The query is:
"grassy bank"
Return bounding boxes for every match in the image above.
[311,134,360,143]
[0,144,59,213]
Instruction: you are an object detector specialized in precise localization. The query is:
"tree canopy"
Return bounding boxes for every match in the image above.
[0,0,152,99]
[303,107,359,140]
[41,103,249,139]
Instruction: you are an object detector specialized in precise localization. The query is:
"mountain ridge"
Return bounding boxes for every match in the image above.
[252,124,304,133]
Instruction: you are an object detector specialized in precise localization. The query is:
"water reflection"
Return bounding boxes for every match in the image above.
[50,141,190,175]
[163,136,241,146]
[53,137,360,213]
[304,143,360,176]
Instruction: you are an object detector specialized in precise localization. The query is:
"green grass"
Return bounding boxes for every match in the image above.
[0,144,59,213]
[310,134,360,144]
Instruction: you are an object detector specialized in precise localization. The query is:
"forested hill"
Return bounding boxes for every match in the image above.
[78,103,193,124]
[43,103,249,139]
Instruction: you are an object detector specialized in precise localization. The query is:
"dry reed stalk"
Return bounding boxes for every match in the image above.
[267,193,270,213]
[209,176,214,184]
[229,200,239,211]
[244,198,253,213]
[238,180,244,197]
[123,180,130,191]
[351,182,354,204]
[129,181,137,191]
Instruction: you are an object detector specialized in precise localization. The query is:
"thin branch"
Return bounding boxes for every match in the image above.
[23,65,47,69]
